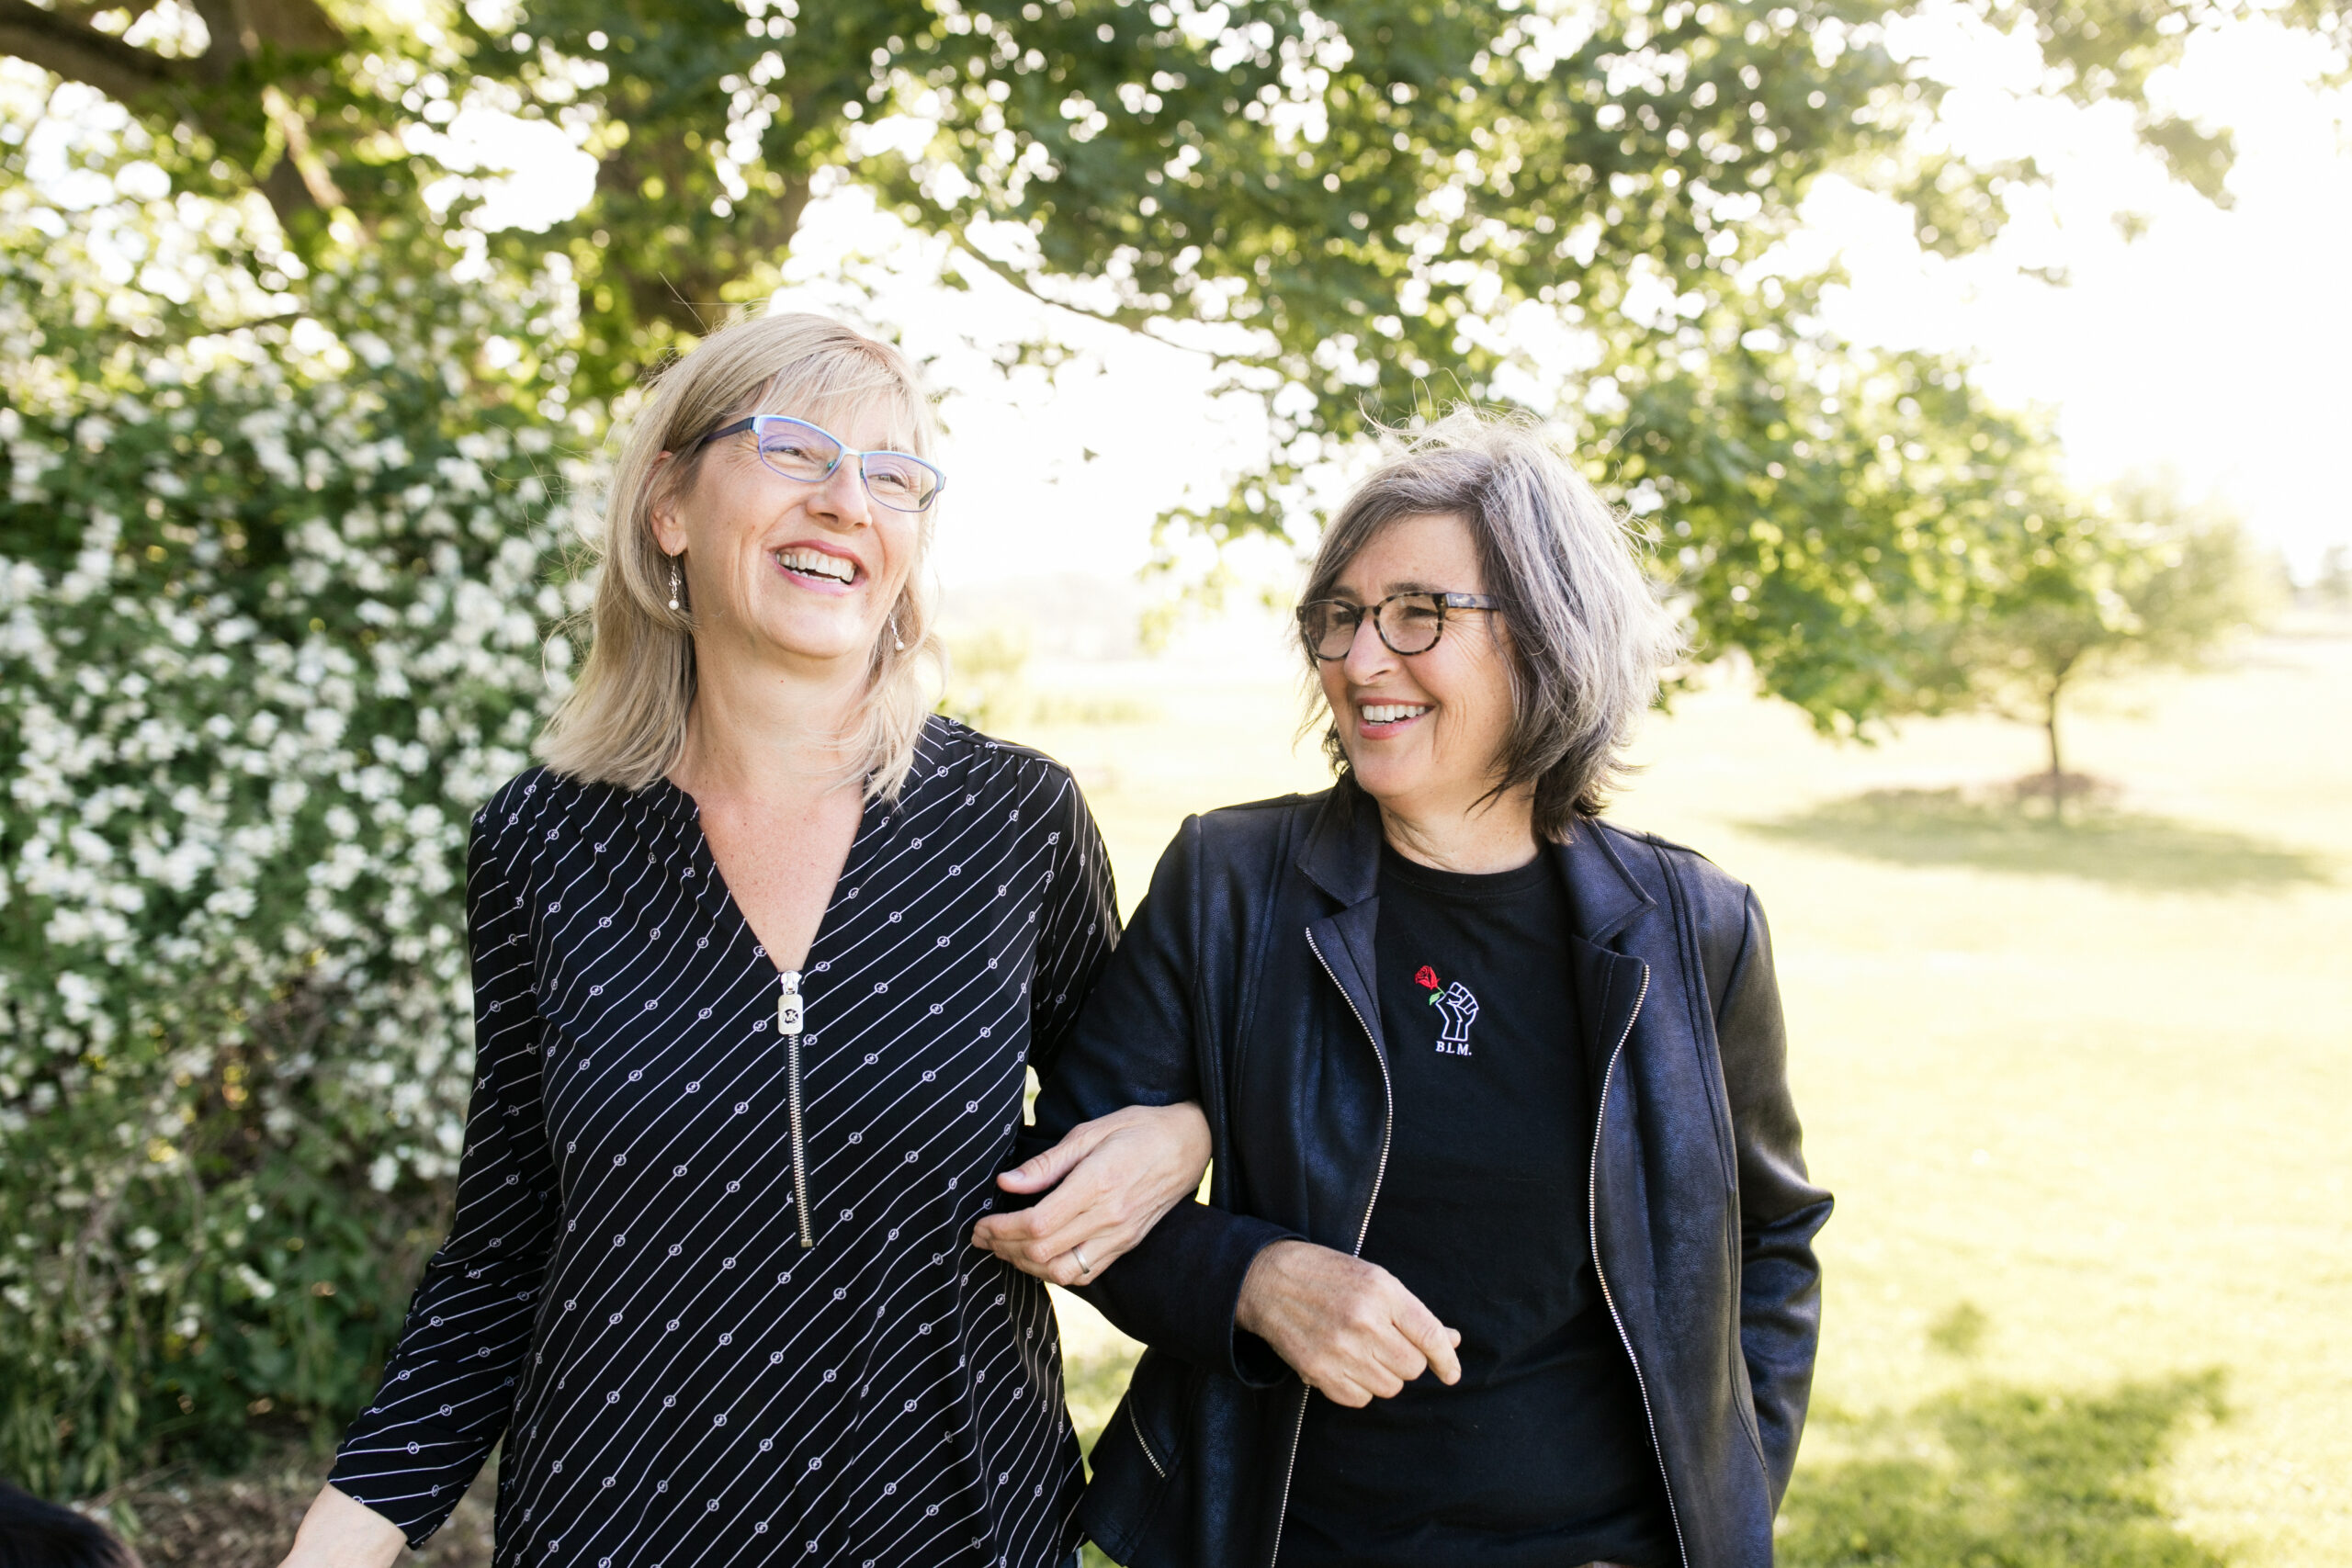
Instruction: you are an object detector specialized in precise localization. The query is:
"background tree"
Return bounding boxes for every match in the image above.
[3,0,2343,729]
[1939,476,2270,815]
[2312,544,2350,612]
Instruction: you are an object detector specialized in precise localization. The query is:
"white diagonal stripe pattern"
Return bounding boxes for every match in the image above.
[329,718,1117,1568]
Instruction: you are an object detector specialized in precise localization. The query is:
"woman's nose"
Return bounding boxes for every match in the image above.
[1342,615,1396,680]
[810,459,873,528]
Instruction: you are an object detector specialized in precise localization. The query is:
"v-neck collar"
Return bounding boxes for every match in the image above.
[647,773,900,980]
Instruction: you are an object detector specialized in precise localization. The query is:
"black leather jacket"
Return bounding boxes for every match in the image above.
[1019,780,1831,1568]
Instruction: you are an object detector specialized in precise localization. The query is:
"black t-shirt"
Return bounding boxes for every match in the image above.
[1279,845,1677,1568]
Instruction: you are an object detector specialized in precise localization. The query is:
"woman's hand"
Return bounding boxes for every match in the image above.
[276,1483,407,1568]
[970,1101,1212,1286]
[1235,1239,1463,1407]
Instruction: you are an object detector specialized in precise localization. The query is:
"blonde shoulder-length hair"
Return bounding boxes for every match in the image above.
[537,311,942,801]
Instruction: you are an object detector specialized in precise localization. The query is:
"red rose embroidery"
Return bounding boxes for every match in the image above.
[1413,965,1440,990]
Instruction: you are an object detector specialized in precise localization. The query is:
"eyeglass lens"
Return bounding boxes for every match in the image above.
[753,418,939,511]
[1302,596,1448,659]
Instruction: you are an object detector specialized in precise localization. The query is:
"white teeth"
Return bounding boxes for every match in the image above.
[776,547,854,584]
[1361,704,1430,725]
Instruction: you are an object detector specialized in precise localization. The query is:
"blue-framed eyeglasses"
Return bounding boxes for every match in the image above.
[693,414,945,513]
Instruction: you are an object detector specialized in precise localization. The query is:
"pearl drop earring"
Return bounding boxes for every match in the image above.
[667,560,682,613]
[891,615,906,653]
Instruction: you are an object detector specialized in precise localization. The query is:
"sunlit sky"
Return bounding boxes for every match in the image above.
[218,8,2352,593]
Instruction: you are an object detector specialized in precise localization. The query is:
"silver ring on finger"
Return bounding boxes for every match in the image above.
[1072,1246,1092,1278]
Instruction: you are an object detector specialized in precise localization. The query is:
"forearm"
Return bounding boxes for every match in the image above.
[1080,1200,1299,1383]
[277,1483,407,1568]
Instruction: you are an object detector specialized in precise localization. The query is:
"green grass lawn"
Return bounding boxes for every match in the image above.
[1012,626,2352,1568]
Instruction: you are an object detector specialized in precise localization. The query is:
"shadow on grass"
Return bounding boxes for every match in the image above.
[1744,789,2333,893]
[1781,1371,2230,1568]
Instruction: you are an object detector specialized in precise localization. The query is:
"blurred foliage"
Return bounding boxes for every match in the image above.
[936,624,1160,728]
[937,622,1035,730]
[0,115,589,1493]
[3,0,2342,730]
[2309,545,2350,610]
[1998,0,2352,205]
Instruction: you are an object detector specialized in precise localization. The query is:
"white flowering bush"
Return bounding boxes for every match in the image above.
[0,176,596,1490]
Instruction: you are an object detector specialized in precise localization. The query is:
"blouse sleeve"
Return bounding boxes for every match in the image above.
[1023,767,1119,1083]
[328,802,561,1545]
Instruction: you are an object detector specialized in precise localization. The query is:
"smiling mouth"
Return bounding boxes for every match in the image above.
[1360,703,1431,728]
[775,547,857,587]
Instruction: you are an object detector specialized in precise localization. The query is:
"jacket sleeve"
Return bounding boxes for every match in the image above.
[1020,817,1296,1384]
[1714,886,1833,1508]
[1023,766,1120,1084]
[328,804,560,1545]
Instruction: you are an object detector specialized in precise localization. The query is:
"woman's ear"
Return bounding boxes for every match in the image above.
[647,450,690,557]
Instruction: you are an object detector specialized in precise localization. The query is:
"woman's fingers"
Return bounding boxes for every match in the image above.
[1237,1242,1461,1404]
[1306,1370,1381,1408]
[972,1159,1125,1269]
[1393,1292,1464,1386]
[971,1102,1212,1282]
[992,1125,1102,1195]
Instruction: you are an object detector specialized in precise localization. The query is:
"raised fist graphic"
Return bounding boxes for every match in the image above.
[1432,982,1480,1054]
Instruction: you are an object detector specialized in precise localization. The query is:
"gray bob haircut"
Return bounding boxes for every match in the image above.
[537,312,941,800]
[1302,408,1685,838]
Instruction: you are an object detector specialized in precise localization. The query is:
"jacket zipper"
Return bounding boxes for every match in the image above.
[1268,929,1396,1568]
[1587,964,1690,1568]
[1127,1402,1168,1479]
[780,971,813,1249]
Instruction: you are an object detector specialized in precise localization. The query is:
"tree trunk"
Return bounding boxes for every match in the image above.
[2044,680,2066,823]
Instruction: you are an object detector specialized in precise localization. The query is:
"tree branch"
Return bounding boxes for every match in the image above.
[262,80,341,208]
[0,0,180,103]
[944,228,1216,361]
[229,0,342,55]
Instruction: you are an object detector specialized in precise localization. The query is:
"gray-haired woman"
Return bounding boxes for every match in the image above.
[977,411,1831,1568]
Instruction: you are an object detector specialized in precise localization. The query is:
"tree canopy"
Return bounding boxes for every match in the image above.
[3,0,2341,727]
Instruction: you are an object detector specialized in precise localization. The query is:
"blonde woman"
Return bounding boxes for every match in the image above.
[278,313,1210,1568]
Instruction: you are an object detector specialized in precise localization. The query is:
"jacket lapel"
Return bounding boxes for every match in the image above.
[1305,901,1388,1067]
[1295,774,1382,908]
[1554,822,1658,1100]
[1297,780,1391,1068]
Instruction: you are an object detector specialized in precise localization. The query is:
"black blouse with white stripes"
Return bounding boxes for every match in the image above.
[330,718,1118,1568]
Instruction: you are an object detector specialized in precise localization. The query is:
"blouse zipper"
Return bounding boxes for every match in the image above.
[780,971,814,1249]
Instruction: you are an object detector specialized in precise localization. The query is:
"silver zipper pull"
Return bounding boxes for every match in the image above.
[778,970,804,1036]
